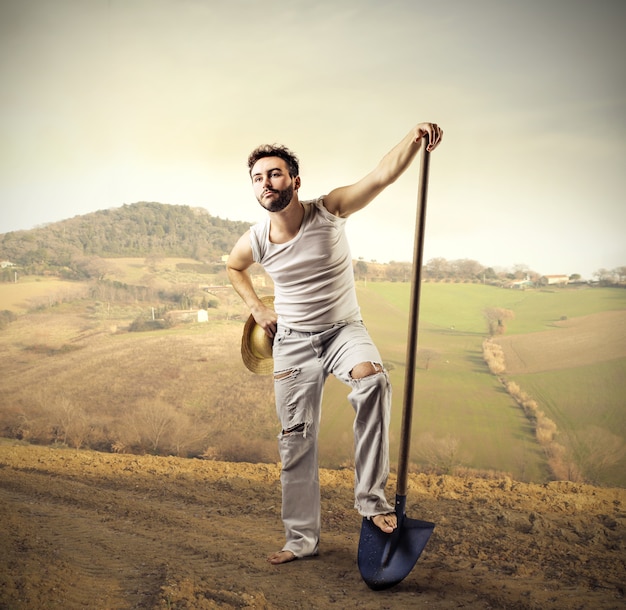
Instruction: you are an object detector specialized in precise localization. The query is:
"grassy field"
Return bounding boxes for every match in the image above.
[364,281,626,334]
[512,360,625,485]
[317,282,626,485]
[332,282,626,486]
[319,283,555,479]
[1,265,624,485]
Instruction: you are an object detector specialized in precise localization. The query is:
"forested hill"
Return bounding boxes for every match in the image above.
[0,202,253,270]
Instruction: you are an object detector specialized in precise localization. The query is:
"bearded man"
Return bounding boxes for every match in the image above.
[227,122,443,564]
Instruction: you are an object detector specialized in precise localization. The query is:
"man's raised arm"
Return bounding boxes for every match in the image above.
[323,122,443,218]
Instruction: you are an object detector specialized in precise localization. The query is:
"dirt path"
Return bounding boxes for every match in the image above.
[1,440,624,609]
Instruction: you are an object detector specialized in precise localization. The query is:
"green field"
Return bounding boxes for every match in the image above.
[512,359,626,485]
[319,283,626,486]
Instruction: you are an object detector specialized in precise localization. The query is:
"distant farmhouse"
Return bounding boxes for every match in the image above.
[539,275,569,286]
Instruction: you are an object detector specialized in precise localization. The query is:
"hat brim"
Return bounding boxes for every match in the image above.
[241,295,275,375]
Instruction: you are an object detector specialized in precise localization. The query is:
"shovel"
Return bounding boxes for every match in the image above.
[358,137,435,590]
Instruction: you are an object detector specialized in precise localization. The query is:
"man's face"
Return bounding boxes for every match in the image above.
[251,157,298,213]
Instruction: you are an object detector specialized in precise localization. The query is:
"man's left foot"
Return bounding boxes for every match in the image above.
[371,513,397,533]
[267,550,297,565]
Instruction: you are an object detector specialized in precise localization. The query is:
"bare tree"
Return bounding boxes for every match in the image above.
[44,396,89,448]
[73,256,118,280]
[614,266,626,283]
[385,261,412,282]
[172,284,199,310]
[417,432,464,474]
[576,426,626,485]
[512,263,532,279]
[424,257,451,280]
[451,258,484,280]
[484,307,515,336]
[593,268,614,285]
[417,347,441,370]
[169,410,208,457]
[135,399,175,453]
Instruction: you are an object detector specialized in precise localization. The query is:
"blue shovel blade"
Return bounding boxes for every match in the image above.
[357,495,435,591]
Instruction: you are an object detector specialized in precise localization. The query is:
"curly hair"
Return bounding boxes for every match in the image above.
[247,144,300,178]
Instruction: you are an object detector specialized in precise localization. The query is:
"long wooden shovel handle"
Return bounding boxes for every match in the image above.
[396,139,431,497]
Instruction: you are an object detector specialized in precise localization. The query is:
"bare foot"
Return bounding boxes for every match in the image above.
[267,550,297,565]
[371,513,397,534]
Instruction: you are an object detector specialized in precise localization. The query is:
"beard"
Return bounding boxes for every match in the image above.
[258,184,294,213]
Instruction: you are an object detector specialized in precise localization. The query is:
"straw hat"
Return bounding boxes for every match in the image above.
[241,295,275,375]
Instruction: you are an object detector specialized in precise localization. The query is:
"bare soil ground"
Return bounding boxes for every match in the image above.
[1,441,624,610]
[495,311,626,375]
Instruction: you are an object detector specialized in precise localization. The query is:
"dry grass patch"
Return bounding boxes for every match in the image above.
[495,310,626,374]
[0,306,277,459]
[0,278,87,312]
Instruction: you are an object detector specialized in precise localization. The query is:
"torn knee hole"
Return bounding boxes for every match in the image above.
[282,422,306,435]
[350,361,384,380]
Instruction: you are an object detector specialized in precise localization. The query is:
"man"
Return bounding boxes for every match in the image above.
[227,122,443,565]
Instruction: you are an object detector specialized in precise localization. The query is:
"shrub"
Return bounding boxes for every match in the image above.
[483,338,506,375]
[0,310,17,330]
[129,317,171,332]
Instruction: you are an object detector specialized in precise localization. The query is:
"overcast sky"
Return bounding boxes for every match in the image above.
[1,0,624,278]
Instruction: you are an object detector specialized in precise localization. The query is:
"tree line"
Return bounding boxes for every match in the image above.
[355,257,626,286]
[355,258,537,284]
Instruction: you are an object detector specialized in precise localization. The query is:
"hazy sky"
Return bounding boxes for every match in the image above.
[1,0,624,278]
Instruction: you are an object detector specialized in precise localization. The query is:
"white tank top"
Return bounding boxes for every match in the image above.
[249,197,361,331]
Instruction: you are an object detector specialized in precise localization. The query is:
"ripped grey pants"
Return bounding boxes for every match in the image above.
[272,320,394,558]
